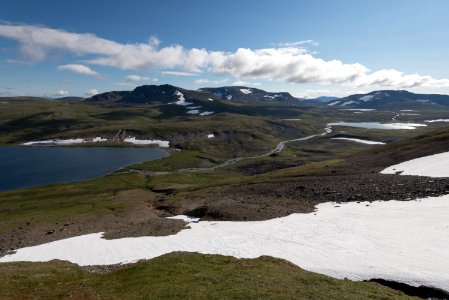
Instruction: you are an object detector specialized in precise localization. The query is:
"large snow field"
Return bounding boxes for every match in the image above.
[381,151,449,177]
[1,195,449,291]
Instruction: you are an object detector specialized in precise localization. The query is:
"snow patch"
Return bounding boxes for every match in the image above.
[240,88,252,94]
[332,137,385,145]
[340,101,357,106]
[123,137,169,148]
[22,139,86,146]
[92,137,107,142]
[381,151,449,177]
[187,110,200,115]
[207,134,215,139]
[327,101,341,106]
[359,95,374,101]
[425,119,449,123]
[174,90,193,106]
[328,122,427,130]
[341,109,376,112]
[3,195,449,291]
[199,111,214,116]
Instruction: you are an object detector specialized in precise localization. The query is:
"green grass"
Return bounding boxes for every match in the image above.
[0,173,150,234]
[0,252,415,300]
[130,150,216,172]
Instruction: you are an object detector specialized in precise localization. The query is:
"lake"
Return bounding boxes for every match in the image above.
[0,147,168,192]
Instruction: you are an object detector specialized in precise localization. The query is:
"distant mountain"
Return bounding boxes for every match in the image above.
[328,90,449,109]
[87,84,216,104]
[298,96,338,102]
[55,96,85,102]
[199,86,298,105]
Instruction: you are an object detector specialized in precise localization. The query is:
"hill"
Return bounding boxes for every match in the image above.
[328,90,449,109]
[199,86,299,105]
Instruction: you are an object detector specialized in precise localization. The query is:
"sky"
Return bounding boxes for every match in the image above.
[1,0,449,98]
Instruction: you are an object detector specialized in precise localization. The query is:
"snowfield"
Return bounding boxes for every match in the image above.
[2,195,449,292]
[331,137,385,145]
[22,137,108,146]
[425,119,449,123]
[328,122,427,130]
[123,137,170,148]
[381,151,449,177]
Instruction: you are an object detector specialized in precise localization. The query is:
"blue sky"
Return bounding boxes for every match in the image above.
[1,0,449,98]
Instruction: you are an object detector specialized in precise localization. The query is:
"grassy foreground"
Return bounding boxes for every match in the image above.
[0,252,415,299]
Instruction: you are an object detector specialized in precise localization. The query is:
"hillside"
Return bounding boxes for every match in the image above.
[328,90,449,109]
[199,86,299,105]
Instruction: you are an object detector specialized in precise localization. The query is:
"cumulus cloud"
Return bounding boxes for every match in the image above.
[85,89,99,96]
[194,78,229,85]
[276,40,319,47]
[126,75,151,81]
[293,89,333,99]
[57,64,100,77]
[161,71,199,76]
[52,90,69,97]
[2,23,449,89]
[232,80,261,86]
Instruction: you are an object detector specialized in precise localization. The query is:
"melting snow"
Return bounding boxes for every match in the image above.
[2,196,449,291]
[340,101,357,106]
[332,137,385,145]
[327,101,341,106]
[199,111,214,116]
[174,90,193,106]
[381,151,449,177]
[425,119,449,123]
[226,95,233,100]
[22,139,86,146]
[187,110,200,115]
[341,109,376,111]
[328,122,427,130]
[123,137,169,148]
[240,88,252,94]
[359,95,374,101]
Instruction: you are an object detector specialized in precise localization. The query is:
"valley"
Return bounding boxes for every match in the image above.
[1,85,449,298]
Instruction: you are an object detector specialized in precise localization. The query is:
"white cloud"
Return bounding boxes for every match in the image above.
[232,80,261,86]
[53,90,69,97]
[57,64,100,77]
[126,75,151,81]
[161,71,199,76]
[85,89,98,96]
[1,23,449,89]
[194,78,229,85]
[293,89,334,99]
[277,40,319,47]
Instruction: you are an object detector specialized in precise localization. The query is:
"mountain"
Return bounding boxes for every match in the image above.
[199,86,299,105]
[298,96,338,102]
[87,84,216,104]
[55,96,85,102]
[328,90,449,109]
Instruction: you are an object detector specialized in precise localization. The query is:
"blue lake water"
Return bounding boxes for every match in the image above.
[0,147,168,192]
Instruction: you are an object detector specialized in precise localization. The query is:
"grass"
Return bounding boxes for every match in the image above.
[0,173,150,234]
[129,150,216,172]
[0,252,416,299]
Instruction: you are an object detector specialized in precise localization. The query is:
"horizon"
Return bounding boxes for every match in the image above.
[1,0,449,98]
